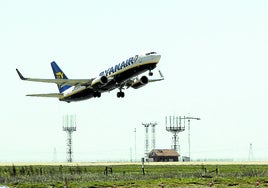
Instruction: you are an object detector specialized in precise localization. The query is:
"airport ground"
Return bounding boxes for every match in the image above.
[0,162,267,187]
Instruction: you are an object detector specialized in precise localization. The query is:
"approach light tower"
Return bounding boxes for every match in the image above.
[165,116,185,153]
[63,115,77,163]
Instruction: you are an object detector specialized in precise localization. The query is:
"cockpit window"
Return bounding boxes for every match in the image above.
[146,52,157,56]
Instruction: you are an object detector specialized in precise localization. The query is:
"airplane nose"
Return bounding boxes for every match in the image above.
[153,54,161,62]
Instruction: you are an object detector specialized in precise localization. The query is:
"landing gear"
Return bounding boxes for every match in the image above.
[149,70,153,76]
[117,91,125,98]
[117,85,125,98]
[93,91,101,98]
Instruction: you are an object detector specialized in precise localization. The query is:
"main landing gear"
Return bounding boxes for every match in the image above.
[93,91,101,98]
[117,91,125,98]
[117,86,125,98]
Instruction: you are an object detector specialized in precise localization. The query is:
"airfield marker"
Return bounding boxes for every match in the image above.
[209,181,213,187]
[256,180,260,187]
[141,157,145,175]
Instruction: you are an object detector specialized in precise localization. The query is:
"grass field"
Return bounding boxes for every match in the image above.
[0,162,267,187]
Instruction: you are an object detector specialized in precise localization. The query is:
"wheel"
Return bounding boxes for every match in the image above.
[94,91,101,98]
[117,91,125,98]
[149,71,153,76]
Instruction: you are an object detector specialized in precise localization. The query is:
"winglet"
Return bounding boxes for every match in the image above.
[16,69,26,80]
[158,70,164,79]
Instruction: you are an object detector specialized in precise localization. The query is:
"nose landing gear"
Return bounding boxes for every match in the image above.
[149,70,153,76]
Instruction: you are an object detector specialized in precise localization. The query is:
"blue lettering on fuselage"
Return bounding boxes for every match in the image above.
[120,61,126,69]
[114,63,121,72]
[99,55,139,76]
[109,66,114,75]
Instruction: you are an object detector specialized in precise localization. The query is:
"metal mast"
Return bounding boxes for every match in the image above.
[134,128,137,162]
[151,122,157,150]
[142,123,150,160]
[181,116,201,161]
[248,143,253,161]
[62,115,77,163]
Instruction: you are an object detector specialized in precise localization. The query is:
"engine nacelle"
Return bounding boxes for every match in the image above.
[91,76,108,87]
[131,76,149,89]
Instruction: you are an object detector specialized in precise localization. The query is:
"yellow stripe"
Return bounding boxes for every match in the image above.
[108,61,158,78]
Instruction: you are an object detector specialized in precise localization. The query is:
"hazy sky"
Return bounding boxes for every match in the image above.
[1,0,268,162]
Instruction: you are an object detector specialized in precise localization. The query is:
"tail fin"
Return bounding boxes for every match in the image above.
[51,61,72,93]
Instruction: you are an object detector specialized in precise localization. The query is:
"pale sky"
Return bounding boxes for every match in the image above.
[1,0,268,162]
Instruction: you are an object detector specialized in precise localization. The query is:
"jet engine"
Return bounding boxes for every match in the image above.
[91,76,108,87]
[131,76,149,89]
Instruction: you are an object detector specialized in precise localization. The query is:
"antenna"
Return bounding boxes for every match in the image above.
[62,115,77,163]
[165,116,185,155]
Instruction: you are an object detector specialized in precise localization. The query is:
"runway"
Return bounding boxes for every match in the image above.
[0,161,268,166]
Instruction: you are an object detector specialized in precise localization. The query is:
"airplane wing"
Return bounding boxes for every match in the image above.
[26,93,63,98]
[16,69,94,87]
[148,78,164,82]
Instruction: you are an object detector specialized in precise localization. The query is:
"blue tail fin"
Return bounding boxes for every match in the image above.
[51,61,72,93]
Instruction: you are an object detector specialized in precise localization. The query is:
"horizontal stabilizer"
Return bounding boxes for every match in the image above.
[26,93,63,98]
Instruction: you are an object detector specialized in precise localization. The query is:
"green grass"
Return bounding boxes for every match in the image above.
[0,164,267,187]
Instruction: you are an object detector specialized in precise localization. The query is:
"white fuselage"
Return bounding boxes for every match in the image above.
[61,52,161,102]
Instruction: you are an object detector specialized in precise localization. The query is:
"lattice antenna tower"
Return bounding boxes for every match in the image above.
[165,116,185,154]
[151,122,157,150]
[142,123,150,160]
[62,115,77,163]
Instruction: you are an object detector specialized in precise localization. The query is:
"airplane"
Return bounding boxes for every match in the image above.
[16,52,164,103]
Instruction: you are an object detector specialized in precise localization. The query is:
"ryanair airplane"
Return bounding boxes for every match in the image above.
[16,52,163,103]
